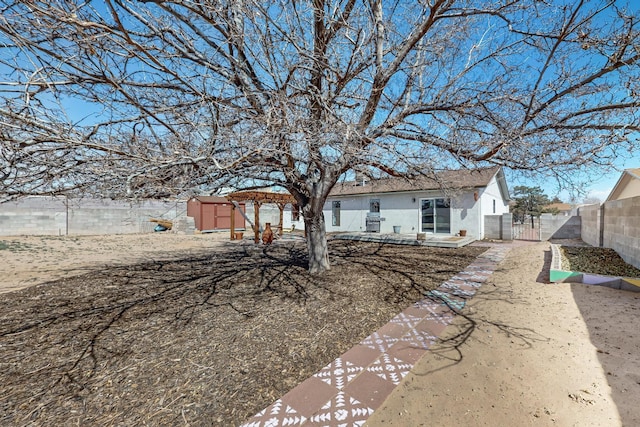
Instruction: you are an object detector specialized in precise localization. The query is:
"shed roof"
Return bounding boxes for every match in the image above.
[189,196,231,203]
[329,166,507,199]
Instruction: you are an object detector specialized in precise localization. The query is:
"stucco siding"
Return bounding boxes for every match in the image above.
[615,179,640,200]
[477,176,509,239]
[323,189,486,238]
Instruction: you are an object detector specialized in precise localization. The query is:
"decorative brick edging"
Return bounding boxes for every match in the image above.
[549,243,640,291]
[241,245,510,427]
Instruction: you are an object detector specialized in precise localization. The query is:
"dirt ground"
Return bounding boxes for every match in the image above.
[0,233,485,425]
[2,235,639,426]
[0,233,232,294]
[366,242,640,427]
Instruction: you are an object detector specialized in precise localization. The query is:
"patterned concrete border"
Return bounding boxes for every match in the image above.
[241,245,511,427]
[549,244,640,292]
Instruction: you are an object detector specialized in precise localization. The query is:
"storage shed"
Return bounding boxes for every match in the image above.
[186,196,246,232]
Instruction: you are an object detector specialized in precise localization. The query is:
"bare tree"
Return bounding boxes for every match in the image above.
[1,0,639,272]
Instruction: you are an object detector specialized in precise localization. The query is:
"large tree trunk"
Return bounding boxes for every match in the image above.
[304,209,330,274]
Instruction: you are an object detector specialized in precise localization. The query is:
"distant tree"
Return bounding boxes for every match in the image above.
[512,186,551,224]
[583,196,603,205]
[1,1,639,273]
[550,196,564,204]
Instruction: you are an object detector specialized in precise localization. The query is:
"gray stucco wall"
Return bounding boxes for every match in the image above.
[0,196,188,236]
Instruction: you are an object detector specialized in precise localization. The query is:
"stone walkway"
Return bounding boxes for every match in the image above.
[241,243,512,426]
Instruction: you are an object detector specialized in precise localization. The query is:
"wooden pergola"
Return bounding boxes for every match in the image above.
[225,191,297,243]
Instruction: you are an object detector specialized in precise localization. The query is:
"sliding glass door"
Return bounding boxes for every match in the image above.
[421,198,450,233]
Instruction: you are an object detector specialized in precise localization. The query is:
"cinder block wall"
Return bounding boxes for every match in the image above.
[483,215,502,239]
[0,196,187,236]
[67,198,185,235]
[578,203,601,246]
[602,197,640,269]
[501,213,513,241]
[0,197,67,235]
[540,214,581,240]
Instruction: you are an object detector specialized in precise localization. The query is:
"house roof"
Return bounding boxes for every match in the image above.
[606,168,640,201]
[329,166,509,199]
[544,202,573,212]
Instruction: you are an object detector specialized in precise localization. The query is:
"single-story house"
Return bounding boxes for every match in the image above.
[543,202,574,216]
[606,168,640,201]
[322,166,510,240]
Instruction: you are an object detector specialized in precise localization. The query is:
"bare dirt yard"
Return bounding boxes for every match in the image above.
[0,233,485,426]
[367,242,640,427]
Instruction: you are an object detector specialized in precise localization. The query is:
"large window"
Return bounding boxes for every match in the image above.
[332,201,341,226]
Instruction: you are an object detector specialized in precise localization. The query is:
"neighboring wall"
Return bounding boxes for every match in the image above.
[578,197,640,270]
[601,197,640,269]
[540,213,581,240]
[578,203,601,247]
[0,196,188,236]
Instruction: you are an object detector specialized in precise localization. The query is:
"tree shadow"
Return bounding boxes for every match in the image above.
[416,284,549,374]
[330,240,487,304]
[0,240,484,425]
[536,248,552,284]
[570,283,640,426]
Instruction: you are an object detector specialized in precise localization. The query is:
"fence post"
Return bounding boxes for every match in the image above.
[502,213,513,241]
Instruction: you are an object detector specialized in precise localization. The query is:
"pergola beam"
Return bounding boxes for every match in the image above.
[225,191,297,243]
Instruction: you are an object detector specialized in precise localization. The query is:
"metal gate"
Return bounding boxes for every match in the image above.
[512,217,540,241]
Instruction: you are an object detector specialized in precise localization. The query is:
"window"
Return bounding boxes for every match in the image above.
[291,204,300,221]
[493,199,496,214]
[369,199,380,214]
[332,201,341,226]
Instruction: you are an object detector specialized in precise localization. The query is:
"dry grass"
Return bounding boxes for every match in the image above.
[0,240,485,426]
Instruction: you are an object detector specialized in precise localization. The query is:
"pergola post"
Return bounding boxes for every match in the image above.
[277,203,285,236]
[254,201,261,244]
[230,202,236,240]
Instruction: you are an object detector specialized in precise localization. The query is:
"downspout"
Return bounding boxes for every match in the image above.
[477,189,483,240]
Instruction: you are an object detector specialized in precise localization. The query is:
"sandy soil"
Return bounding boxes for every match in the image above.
[0,233,229,294]
[366,242,640,427]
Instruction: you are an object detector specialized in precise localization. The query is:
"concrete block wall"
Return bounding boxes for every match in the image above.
[482,213,512,240]
[601,197,640,270]
[483,215,502,239]
[0,197,68,236]
[540,214,581,240]
[501,213,513,241]
[578,203,601,247]
[0,196,187,236]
